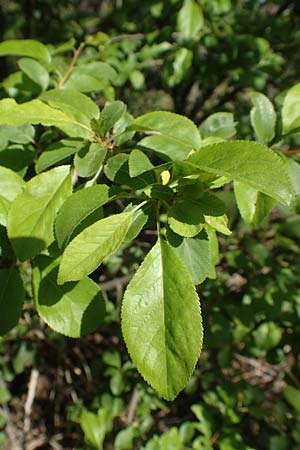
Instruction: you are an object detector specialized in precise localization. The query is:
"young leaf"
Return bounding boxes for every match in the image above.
[121,237,203,400]
[0,39,51,63]
[55,184,119,247]
[186,141,292,205]
[18,57,49,90]
[177,0,204,41]
[0,268,25,335]
[167,229,211,285]
[8,166,72,261]
[98,101,126,137]
[74,142,107,178]
[199,113,236,139]
[58,212,133,283]
[32,256,105,337]
[250,92,276,144]
[234,181,276,225]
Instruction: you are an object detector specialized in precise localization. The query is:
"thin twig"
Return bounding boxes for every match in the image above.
[108,33,144,44]
[58,42,85,89]
[282,149,300,155]
[24,368,39,434]
[126,388,140,425]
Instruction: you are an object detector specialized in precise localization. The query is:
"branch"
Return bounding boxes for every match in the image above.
[282,149,300,155]
[57,42,85,89]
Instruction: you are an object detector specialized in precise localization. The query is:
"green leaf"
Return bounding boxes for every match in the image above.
[18,57,49,90]
[177,0,204,41]
[0,124,34,148]
[32,256,105,337]
[0,167,25,226]
[0,268,25,335]
[250,92,276,144]
[199,113,236,139]
[121,237,202,400]
[35,139,84,173]
[283,385,300,412]
[282,83,300,135]
[167,194,225,238]
[98,101,126,137]
[124,205,150,244]
[8,166,72,261]
[204,214,231,235]
[55,185,119,247]
[0,98,91,137]
[234,181,276,225]
[167,229,210,285]
[139,135,193,161]
[104,153,155,188]
[130,111,201,149]
[40,88,98,137]
[58,212,132,283]
[80,408,113,450]
[74,142,107,178]
[253,322,282,351]
[0,144,36,176]
[168,47,193,87]
[186,141,292,205]
[0,39,51,64]
[129,149,154,177]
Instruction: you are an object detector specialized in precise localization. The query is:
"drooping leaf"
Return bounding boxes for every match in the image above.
[121,237,202,400]
[129,149,154,177]
[177,0,204,41]
[282,83,300,135]
[55,184,119,247]
[32,256,105,337]
[18,57,49,90]
[0,98,91,137]
[40,88,98,137]
[199,113,236,139]
[0,268,25,335]
[0,39,51,64]
[167,229,211,285]
[250,92,276,144]
[8,166,72,261]
[234,181,276,225]
[74,142,107,178]
[58,212,133,283]
[186,141,292,205]
[35,139,84,173]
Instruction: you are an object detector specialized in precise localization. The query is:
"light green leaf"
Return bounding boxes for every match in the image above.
[129,149,154,177]
[0,167,25,226]
[104,153,155,188]
[168,200,205,237]
[58,212,132,283]
[204,214,231,235]
[250,92,276,144]
[80,408,114,450]
[0,39,51,64]
[0,124,34,147]
[0,98,91,137]
[139,135,192,161]
[40,88,98,137]
[55,185,119,248]
[74,142,107,178]
[121,237,202,400]
[18,57,49,90]
[186,141,292,205]
[199,113,236,139]
[130,111,201,149]
[167,229,210,285]
[282,83,300,134]
[177,0,204,41]
[0,268,25,335]
[234,181,276,225]
[32,256,105,338]
[8,166,72,261]
[35,139,84,173]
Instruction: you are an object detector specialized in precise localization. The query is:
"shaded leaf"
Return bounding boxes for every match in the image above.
[0,39,51,64]
[35,139,84,173]
[74,142,107,178]
[0,268,25,335]
[18,57,49,90]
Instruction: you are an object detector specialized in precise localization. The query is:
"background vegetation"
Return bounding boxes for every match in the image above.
[0,1,300,449]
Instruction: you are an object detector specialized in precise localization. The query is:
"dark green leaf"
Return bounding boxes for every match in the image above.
[18,57,49,90]
[74,142,107,178]
[0,268,25,335]
[35,139,84,173]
